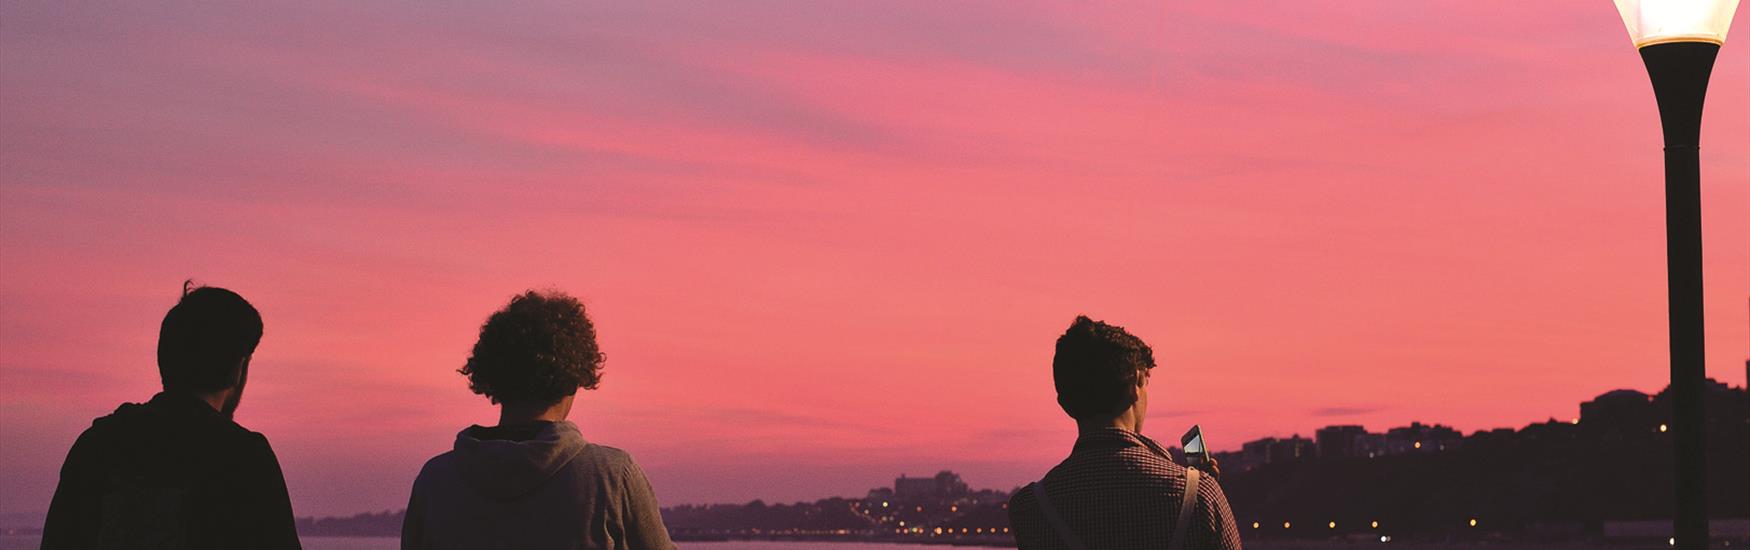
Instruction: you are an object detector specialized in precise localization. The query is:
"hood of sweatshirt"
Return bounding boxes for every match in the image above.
[452,420,588,501]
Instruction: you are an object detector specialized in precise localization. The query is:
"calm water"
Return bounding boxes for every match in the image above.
[0,537,923,549]
[0,535,407,550]
[0,535,1671,549]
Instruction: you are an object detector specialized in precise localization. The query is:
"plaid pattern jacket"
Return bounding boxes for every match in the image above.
[1007,427,1244,550]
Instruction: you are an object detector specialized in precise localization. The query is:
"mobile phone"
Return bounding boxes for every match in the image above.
[1181,425,1207,467]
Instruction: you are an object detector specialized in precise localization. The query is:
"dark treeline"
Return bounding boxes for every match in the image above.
[296,509,403,537]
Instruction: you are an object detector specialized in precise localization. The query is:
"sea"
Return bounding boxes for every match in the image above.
[0,536,1674,550]
[0,538,927,550]
[0,537,941,549]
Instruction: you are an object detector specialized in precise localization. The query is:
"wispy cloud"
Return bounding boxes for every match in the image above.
[1310,406,1384,417]
[2,0,1746,515]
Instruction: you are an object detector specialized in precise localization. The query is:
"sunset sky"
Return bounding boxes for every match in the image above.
[2,1,1746,519]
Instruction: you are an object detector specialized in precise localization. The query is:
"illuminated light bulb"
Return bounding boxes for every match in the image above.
[1613,0,1741,48]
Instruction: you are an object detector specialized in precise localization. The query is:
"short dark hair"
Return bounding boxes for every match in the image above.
[1053,315,1156,420]
[460,290,603,405]
[158,284,263,394]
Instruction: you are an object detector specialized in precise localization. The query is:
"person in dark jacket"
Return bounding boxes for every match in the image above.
[402,290,674,550]
[42,284,300,550]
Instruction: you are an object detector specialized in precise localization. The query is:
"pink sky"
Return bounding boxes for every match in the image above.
[2,1,1746,518]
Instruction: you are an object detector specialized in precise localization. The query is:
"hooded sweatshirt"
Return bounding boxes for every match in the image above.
[401,420,675,550]
[41,392,301,549]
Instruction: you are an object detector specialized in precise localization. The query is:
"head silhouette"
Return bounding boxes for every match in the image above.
[157,283,263,416]
[460,290,603,407]
[1053,315,1156,428]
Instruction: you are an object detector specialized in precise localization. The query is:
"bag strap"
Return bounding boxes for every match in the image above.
[1027,481,1090,550]
[1168,467,1201,550]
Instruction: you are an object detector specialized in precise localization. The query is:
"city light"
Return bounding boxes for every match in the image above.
[1413,441,1422,449]
[1371,520,1380,529]
[1252,522,1261,529]
[1659,423,1669,432]
[1381,535,1393,543]
[933,527,942,535]
[1329,521,1337,529]
[1469,518,1478,527]
[1284,522,1292,529]
[881,501,889,508]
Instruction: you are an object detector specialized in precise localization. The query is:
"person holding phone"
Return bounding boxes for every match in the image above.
[1007,316,1242,550]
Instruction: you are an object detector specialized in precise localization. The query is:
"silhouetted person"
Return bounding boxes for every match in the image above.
[1007,316,1242,550]
[402,290,674,550]
[42,284,300,549]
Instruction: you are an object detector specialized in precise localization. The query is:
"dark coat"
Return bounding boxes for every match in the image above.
[42,392,301,549]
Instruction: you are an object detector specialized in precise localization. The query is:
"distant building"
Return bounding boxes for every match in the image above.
[1268,435,1313,462]
[865,487,895,505]
[1355,432,1388,457]
[895,476,935,499]
[1239,435,1314,467]
[1465,427,1518,451]
[1651,377,1747,432]
[1385,422,1462,453]
[1210,450,1249,472]
[1240,437,1274,470]
[1315,425,1368,459]
[892,471,969,501]
[1579,389,1654,439]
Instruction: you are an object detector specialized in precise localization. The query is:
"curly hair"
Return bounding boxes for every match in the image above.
[459,290,603,405]
[1052,315,1156,421]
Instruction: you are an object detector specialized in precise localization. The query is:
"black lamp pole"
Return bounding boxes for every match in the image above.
[1637,40,1717,550]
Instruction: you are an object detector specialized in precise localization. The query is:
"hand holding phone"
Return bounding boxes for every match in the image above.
[1181,425,1207,467]
[1181,425,1222,480]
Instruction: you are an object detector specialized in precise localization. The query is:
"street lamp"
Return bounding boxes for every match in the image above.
[1611,1,1740,549]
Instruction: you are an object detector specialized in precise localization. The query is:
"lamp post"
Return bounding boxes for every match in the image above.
[1611,2,1739,549]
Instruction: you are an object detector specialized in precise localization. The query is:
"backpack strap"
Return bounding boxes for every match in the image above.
[1168,467,1201,550]
[1027,481,1090,550]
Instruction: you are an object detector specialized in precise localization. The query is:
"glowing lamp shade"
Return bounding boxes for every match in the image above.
[1614,0,1740,47]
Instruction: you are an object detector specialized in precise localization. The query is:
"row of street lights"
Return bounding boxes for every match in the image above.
[1247,518,1478,530]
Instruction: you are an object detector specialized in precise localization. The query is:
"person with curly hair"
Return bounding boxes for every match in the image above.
[402,290,675,550]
